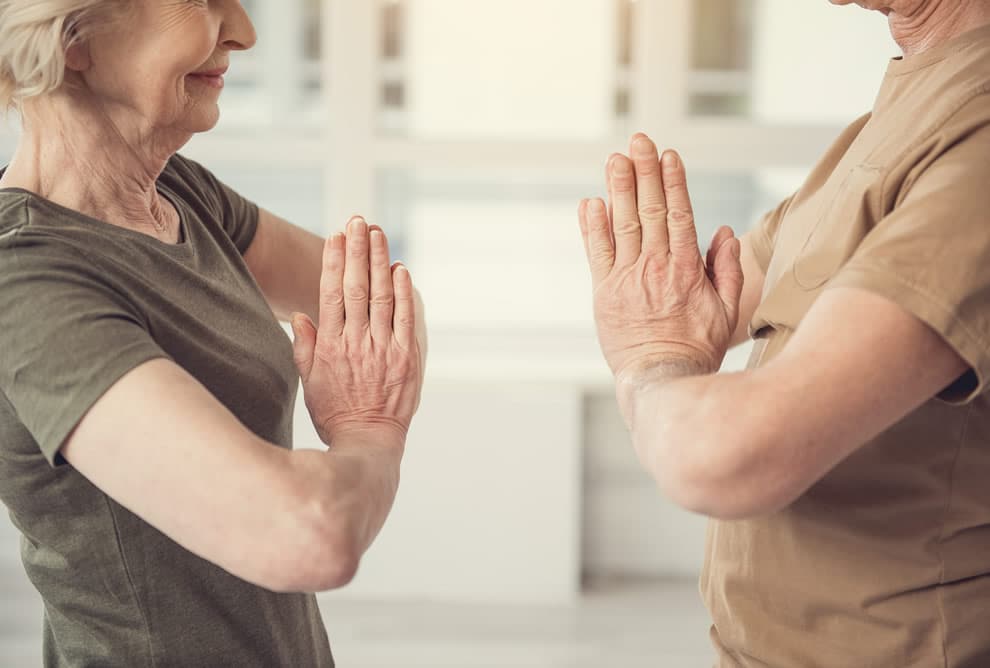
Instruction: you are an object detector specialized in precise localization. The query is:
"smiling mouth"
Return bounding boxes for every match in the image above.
[187,70,226,89]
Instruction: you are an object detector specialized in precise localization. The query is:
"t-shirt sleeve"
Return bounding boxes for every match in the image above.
[826,120,990,404]
[0,239,168,465]
[749,194,795,274]
[170,154,260,254]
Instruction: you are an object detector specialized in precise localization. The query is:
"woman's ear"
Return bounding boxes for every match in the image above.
[65,41,91,73]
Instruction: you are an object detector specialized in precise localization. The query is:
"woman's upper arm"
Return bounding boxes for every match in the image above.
[243,208,324,322]
[60,358,325,591]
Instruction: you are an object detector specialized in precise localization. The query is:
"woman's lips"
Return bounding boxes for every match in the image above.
[188,67,228,89]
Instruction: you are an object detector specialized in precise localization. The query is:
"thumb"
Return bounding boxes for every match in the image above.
[290,312,317,381]
[712,237,744,328]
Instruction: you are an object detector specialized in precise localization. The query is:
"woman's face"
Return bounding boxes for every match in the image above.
[75,0,256,135]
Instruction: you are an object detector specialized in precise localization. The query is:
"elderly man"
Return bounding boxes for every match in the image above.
[580,0,990,666]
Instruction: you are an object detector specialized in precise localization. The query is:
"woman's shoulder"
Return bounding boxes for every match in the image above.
[159,153,226,218]
[0,189,75,253]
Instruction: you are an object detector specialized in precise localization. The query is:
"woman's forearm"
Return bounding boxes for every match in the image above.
[283,430,405,591]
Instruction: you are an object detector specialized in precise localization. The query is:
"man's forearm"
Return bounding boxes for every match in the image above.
[615,362,763,517]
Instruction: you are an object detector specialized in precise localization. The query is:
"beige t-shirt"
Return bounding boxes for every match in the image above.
[702,24,990,668]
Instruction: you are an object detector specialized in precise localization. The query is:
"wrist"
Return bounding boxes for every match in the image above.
[324,423,407,454]
[614,356,712,425]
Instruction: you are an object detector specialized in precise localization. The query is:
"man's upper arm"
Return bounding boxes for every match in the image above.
[728,193,796,349]
[726,112,990,513]
[61,358,314,590]
[735,286,968,512]
[729,231,768,348]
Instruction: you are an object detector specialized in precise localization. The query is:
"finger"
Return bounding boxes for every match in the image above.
[712,236,744,327]
[661,150,700,260]
[342,217,371,337]
[608,154,642,267]
[392,263,416,351]
[586,198,615,284]
[706,226,735,277]
[630,134,669,255]
[369,228,394,344]
[605,155,615,224]
[290,312,318,381]
[578,199,591,258]
[317,232,346,338]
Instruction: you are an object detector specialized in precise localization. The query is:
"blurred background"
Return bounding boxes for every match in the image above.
[0,1,895,666]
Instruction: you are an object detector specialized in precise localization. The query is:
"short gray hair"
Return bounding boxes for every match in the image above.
[0,0,125,112]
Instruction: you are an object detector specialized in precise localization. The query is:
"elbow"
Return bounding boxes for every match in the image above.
[288,504,364,592]
[307,546,361,591]
[249,496,364,594]
[261,525,362,594]
[646,430,798,521]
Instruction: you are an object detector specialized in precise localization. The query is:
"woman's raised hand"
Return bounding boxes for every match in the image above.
[291,217,423,447]
[579,134,745,383]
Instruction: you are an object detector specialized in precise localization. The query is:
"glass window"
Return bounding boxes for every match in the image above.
[210,165,326,236]
[689,0,895,122]
[376,165,802,329]
[396,0,617,141]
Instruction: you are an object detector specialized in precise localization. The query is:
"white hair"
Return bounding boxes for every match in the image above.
[0,0,125,112]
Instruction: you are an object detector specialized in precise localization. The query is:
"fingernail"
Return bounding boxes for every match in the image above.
[662,151,680,169]
[349,218,368,234]
[632,135,653,155]
[589,199,606,215]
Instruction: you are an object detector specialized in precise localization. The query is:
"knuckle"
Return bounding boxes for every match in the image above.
[612,179,636,193]
[370,295,395,308]
[614,218,641,235]
[590,215,610,231]
[638,202,668,220]
[344,285,369,301]
[347,242,368,258]
[634,159,660,177]
[321,289,345,307]
[667,208,695,225]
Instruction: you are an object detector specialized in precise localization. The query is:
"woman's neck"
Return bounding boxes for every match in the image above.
[889,0,990,56]
[1,90,191,240]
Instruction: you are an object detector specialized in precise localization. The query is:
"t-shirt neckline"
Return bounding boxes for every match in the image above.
[0,168,193,256]
[887,21,990,77]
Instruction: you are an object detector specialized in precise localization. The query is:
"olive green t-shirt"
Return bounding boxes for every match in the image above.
[702,23,990,668]
[0,155,334,667]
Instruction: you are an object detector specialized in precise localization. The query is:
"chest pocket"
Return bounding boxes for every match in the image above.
[792,163,882,290]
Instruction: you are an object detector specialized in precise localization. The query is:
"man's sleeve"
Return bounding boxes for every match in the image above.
[826,119,990,403]
[749,194,795,274]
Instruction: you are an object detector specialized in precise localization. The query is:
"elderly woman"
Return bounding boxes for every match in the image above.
[0,1,424,667]
[580,0,990,666]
